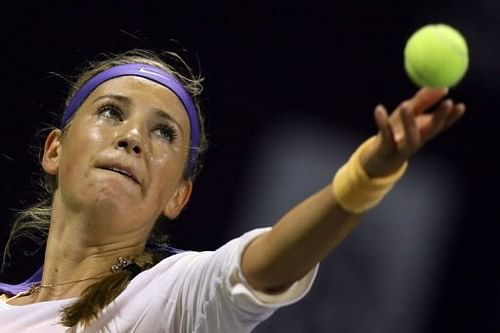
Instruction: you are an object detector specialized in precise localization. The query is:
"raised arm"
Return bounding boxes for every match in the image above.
[241,87,466,292]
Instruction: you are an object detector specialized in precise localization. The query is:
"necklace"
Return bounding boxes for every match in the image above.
[4,274,110,304]
[27,274,111,296]
[7,256,140,303]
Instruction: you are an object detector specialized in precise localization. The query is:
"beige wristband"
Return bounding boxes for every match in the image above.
[332,136,408,214]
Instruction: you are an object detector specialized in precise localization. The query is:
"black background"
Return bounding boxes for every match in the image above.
[0,1,498,331]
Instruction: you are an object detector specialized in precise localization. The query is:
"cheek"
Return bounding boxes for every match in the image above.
[61,126,108,179]
[85,125,108,147]
[151,140,188,173]
[148,153,184,198]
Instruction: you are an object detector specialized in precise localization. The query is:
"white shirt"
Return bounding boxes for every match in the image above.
[0,228,318,332]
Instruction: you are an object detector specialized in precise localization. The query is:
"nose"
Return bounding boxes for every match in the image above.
[116,128,143,156]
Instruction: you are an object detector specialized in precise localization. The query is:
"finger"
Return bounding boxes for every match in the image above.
[442,103,466,130]
[401,105,420,151]
[403,87,449,115]
[424,99,453,141]
[374,104,396,150]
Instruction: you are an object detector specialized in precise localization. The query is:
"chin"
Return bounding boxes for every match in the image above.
[77,176,138,216]
[96,183,135,205]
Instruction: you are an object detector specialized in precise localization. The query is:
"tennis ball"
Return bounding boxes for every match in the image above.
[404,24,469,88]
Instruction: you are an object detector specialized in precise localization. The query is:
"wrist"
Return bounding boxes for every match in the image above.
[359,135,408,178]
[332,136,408,214]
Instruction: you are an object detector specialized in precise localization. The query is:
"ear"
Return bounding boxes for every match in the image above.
[41,129,62,176]
[163,180,193,219]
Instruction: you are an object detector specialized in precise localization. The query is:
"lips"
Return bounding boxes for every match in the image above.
[98,164,140,185]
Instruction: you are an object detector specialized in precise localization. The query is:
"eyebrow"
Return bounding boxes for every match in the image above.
[92,94,184,137]
[93,94,131,106]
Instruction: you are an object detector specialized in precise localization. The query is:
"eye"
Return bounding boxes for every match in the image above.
[97,103,123,121]
[154,124,178,143]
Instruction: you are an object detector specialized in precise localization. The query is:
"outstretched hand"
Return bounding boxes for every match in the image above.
[361,87,466,178]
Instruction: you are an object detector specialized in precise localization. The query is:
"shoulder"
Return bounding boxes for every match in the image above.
[129,228,273,289]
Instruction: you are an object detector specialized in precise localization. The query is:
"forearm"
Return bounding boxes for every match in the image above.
[241,136,406,292]
[242,185,362,292]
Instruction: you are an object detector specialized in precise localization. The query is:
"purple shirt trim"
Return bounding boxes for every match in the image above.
[0,245,184,296]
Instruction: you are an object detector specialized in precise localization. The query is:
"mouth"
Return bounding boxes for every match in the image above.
[98,165,140,185]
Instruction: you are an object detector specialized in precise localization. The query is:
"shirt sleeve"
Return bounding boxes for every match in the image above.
[226,228,319,309]
[157,227,318,332]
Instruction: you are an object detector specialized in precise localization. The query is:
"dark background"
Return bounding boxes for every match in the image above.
[0,1,498,331]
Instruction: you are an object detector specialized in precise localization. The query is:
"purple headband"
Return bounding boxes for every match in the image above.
[61,63,200,175]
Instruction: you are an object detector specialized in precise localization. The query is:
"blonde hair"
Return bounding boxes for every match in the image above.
[2,49,208,328]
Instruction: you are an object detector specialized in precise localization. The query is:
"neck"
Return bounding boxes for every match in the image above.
[33,193,146,303]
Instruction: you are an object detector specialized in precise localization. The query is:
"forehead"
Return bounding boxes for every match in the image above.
[84,76,190,132]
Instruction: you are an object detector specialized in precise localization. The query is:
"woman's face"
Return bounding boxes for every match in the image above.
[43,76,193,239]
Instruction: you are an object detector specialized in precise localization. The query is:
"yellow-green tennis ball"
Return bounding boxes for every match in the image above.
[404,24,469,88]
